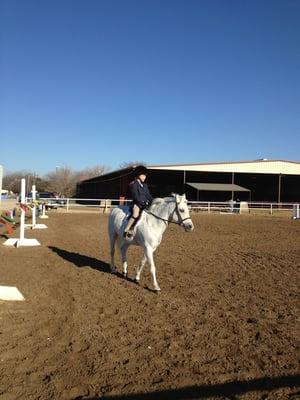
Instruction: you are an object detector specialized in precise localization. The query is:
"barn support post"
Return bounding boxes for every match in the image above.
[231,172,235,200]
[183,170,186,194]
[278,173,284,204]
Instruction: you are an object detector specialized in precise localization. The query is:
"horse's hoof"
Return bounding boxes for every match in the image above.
[122,272,128,278]
[110,269,117,274]
[153,288,161,293]
[134,279,140,285]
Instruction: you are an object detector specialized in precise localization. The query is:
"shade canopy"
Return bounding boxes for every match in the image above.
[186,183,250,192]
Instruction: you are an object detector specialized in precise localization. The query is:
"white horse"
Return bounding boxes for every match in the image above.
[108,193,194,291]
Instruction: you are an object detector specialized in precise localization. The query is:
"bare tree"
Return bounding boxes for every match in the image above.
[2,171,46,194]
[45,167,77,197]
[3,165,110,198]
[119,161,147,169]
[76,165,110,183]
[2,171,27,194]
[46,165,110,197]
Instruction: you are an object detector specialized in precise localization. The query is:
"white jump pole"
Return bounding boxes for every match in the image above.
[25,185,47,229]
[4,179,40,247]
[32,185,37,226]
[39,203,49,219]
[19,179,25,242]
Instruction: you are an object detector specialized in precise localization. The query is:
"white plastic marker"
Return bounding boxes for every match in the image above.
[0,285,25,301]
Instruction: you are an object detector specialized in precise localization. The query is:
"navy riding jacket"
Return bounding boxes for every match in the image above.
[129,179,153,209]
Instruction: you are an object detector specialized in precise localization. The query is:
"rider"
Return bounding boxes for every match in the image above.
[123,165,153,238]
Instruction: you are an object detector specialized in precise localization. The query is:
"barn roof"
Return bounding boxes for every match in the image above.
[187,183,250,192]
[148,159,300,175]
[78,159,300,186]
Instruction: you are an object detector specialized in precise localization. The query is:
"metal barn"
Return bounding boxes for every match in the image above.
[76,160,300,203]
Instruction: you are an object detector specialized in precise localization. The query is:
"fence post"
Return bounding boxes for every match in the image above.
[67,199,69,212]
[270,204,273,215]
[208,202,210,214]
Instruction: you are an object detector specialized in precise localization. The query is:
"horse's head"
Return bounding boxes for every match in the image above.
[170,193,194,232]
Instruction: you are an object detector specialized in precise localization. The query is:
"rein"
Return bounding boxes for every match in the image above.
[144,201,190,226]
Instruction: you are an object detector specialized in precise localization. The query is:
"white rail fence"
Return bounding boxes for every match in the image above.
[22,197,300,217]
[188,201,298,216]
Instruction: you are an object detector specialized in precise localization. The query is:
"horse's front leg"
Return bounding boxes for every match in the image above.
[145,245,160,291]
[120,243,129,277]
[134,254,147,283]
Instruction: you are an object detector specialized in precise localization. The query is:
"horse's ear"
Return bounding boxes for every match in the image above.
[170,192,177,201]
[182,193,186,200]
[175,194,181,203]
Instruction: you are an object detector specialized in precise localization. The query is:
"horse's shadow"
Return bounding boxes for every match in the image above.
[48,246,111,274]
[48,246,157,293]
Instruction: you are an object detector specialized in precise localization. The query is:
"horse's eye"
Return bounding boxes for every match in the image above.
[179,208,185,213]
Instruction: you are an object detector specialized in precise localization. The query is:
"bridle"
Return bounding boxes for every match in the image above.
[144,200,191,227]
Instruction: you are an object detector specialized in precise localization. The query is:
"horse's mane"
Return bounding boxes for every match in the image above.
[148,196,176,211]
[148,198,164,211]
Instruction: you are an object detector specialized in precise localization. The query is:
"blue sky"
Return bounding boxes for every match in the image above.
[1,0,299,176]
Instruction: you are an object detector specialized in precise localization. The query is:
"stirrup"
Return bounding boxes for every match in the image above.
[124,230,133,239]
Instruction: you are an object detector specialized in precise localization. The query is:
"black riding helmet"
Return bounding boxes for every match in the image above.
[134,165,148,177]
